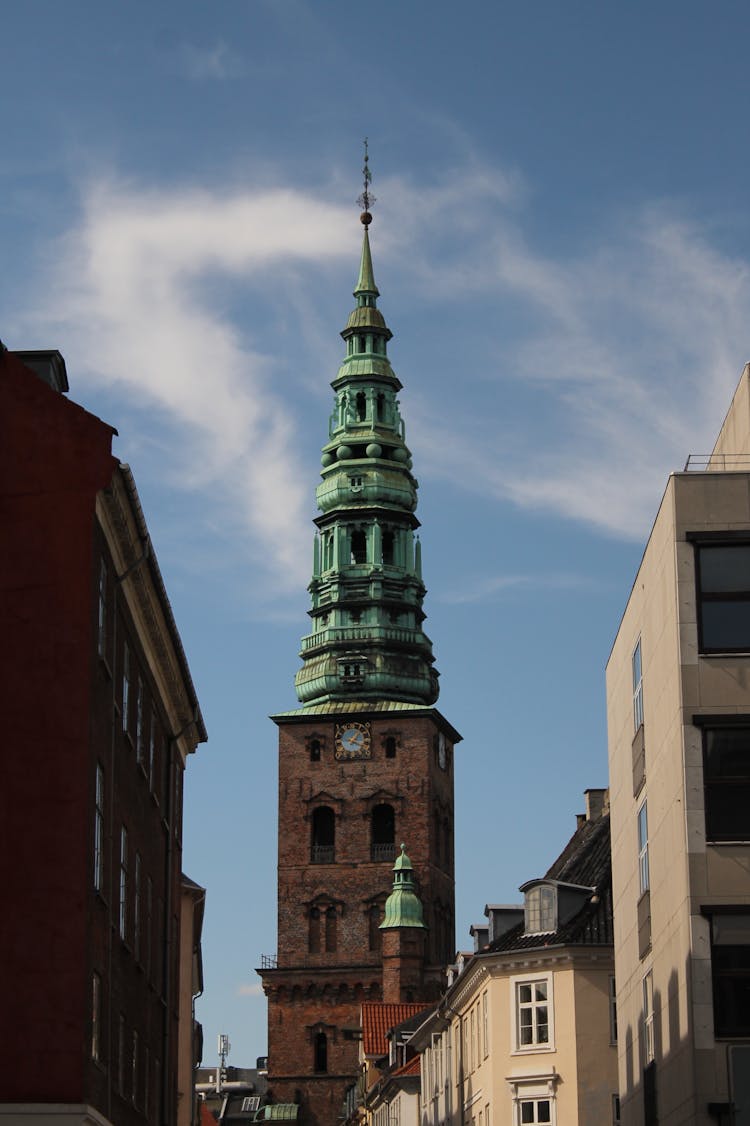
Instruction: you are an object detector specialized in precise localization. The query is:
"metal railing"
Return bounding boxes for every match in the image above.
[684,454,750,472]
[259,954,277,969]
[311,844,335,864]
[371,842,396,862]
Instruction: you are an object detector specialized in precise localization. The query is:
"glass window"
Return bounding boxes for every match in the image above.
[516,978,551,1049]
[638,802,650,894]
[519,1100,551,1124]
[92,972,102,1062]
[696,543,750,652]
[703,726,750,841]
[609,976,618,1044]
[642,971,654,1063]
[94,763,105,893]
[119,826,128,941]
[122,644,131,732]
[633,638,644,731]
[134,853,142,961]
[136,679,145,765]
[710,913,750,1037]
[97,559,108,659]
[314,1031,328,1073]
[525,886,557,933]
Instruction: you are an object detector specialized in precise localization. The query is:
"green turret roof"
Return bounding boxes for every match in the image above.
[293,201,440,709]
[380,845,427,930]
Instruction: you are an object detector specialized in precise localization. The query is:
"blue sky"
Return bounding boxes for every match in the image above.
[5,0,750,1067]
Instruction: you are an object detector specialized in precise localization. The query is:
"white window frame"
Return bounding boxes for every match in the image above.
[638,801,650,894]
[134,852,142,961]
[136,677,145,766]
[525,885,557,934]
[632,637,644,731]
[511,972,554,1053]
[508,1075,557,1126]
[643,970,655,1064]
[482,989,489,1058]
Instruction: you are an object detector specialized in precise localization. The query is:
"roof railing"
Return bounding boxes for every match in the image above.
[684,454,750,472]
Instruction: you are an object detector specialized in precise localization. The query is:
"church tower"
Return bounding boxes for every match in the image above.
[260,158,460,1126]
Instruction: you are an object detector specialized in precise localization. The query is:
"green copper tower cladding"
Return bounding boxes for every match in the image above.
[294,218,439,707]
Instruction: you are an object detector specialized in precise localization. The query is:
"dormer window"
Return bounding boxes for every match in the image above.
[524,885,557,934]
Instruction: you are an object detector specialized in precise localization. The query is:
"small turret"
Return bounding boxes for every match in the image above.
[380,844,427,1004]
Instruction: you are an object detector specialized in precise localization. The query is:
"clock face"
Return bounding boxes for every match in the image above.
[335,721,372,760]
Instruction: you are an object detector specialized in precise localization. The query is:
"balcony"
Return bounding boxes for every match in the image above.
[371,842,396,862]
[684,454,750,471]
[311,845,335,864]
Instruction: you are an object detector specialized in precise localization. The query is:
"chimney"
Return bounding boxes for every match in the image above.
[584,788,609,822]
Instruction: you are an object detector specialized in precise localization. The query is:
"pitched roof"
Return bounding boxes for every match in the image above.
[362,1002,430,1057]
[488,813,612,954]
[392,1055,421,1077]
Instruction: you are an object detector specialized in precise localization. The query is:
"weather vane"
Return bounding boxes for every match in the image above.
[357,137,375,226]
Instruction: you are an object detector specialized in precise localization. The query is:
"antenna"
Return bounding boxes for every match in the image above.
[216,1033,231,1094]
[357,137,376,226]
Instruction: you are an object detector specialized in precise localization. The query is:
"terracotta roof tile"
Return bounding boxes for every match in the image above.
[362,1002,429,1057]
[392,1055,421,1077]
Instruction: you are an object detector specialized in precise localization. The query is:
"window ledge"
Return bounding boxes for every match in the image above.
[511,1045,555,1056]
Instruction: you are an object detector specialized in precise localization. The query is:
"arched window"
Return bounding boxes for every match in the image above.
[324,532,334,570]
[376,392,385,422]
[384,736,396,759]
[356,392,367,421]
[308,907,321,953]
[350,529,367,564]
[314,1032,328,1073]
[382,530,395,565]
[311,807,335,864]
[357,336,366,354]
[371,803,395,861]
[325,907,337,953]
[309,739,321,762]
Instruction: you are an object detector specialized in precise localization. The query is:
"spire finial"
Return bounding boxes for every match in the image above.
[357,138,375,227]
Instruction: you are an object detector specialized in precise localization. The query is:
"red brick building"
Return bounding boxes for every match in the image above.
[259,204,460,1125]
[0,347,206,1126]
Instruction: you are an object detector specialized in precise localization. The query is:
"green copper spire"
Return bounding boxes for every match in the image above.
[380,845,427,930]
[293,159,440,708]
[354,227,379,298]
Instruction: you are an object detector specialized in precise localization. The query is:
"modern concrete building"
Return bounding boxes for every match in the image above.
[410,791,616,1126]
[607,364,750,1126]
[0,345,206,1126]
[258,170,460,1126]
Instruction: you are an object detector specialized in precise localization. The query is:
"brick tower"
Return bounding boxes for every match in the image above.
[259,155,460,1126]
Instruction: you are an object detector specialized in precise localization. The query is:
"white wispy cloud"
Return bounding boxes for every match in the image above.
[436,571,594,606]
[237,982,264,997]
[14,161,750,611]
[397,189,750,541]
[21,179,356,593]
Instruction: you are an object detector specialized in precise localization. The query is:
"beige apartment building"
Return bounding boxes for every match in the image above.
[607,366,750,1126]
[410,791,617,1126]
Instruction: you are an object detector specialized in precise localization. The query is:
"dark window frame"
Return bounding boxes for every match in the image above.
[688,533,750,654]
[701,906,750,1039]
[694,715,750,842]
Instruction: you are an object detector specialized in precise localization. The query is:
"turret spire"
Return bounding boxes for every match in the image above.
[293,155,439,708]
